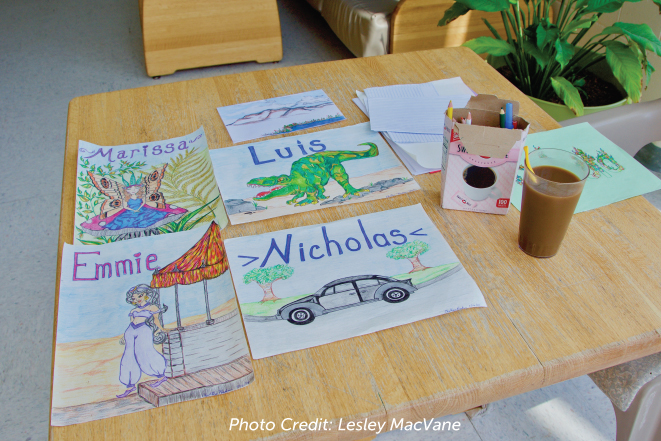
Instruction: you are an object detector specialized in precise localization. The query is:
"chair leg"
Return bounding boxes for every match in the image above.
[614,373,661,441]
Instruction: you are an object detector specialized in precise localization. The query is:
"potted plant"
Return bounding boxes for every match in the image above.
[438,0,661,120]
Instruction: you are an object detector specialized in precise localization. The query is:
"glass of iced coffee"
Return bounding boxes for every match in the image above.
[518,148,590,258]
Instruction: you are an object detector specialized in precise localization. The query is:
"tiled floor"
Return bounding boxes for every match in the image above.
[1,0,647,440]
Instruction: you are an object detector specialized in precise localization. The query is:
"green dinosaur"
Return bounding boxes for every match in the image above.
[247,142,379,206]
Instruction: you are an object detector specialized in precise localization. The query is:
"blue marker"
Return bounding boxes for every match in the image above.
[505,102,513,129]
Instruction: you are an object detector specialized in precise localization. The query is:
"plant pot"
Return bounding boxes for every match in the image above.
[489,55,629,122]
[528,95,628,122]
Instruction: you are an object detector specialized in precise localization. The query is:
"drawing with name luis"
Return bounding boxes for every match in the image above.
[224,204,486,359]
[210,123,420,224]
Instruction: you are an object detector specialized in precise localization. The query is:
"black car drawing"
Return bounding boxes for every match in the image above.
[276,275,417,325]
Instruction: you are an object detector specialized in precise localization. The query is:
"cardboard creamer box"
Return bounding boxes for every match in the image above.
[441,95,529,214]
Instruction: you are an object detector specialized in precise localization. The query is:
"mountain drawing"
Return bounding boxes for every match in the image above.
[228,101,335,126]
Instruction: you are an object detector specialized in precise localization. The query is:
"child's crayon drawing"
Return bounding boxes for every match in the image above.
[75,127,227,245]
[511,124,661,213]
[52,223,253,426]
[225,204,486,359]
[217,90,346,143]
[211,123,420,224]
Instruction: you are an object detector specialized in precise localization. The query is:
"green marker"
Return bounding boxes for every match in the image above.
[500,107,506,128]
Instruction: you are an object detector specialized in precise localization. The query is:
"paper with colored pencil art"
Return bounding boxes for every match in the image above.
[52,224,253,426]
[225,204,486,359]
[510,123,661,213]
[210,123,420,225]
[73,127,227,245]
[217,89,346,143]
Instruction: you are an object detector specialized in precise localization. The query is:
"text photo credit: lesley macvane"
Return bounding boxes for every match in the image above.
[228,417,463,435]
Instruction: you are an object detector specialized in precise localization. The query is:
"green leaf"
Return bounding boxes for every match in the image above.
[554,39,575,69]
[644,59,655,88]
[602,40,643,102]
[463,37,515,56]
[601,22,661,57]
[456,0,510,12]
[536,24,558,49]
[438,3,470,26]
[584,0,628,13]
[551,76,585,116]
[562,18,597,37]
[523,40,551,68]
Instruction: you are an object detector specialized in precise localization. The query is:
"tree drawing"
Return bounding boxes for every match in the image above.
[386,240,430,273]
[243,264,294,303]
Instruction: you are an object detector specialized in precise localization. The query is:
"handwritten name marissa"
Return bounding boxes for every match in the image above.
[72,252,158,281]
[79,133,203,163]
[238,218,427,268]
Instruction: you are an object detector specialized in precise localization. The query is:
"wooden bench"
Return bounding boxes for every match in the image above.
[139,0,283,77]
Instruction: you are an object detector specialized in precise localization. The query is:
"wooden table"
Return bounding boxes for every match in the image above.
[51,47,661,441]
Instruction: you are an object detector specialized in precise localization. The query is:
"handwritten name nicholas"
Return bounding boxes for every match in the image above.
[238,218,426,268]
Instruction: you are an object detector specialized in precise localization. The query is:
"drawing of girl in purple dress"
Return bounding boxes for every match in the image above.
[81,165,187,238]
[117,284,170,398]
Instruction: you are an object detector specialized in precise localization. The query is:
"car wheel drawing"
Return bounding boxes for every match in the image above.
[275,274,417,325]
[382,287,410,303]
[287,307,315,325]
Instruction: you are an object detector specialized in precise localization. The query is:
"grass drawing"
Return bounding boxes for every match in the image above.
[268,114,344,135]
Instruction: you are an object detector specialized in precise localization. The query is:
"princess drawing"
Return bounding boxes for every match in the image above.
[117,284,169,398]
[80,165,187,237]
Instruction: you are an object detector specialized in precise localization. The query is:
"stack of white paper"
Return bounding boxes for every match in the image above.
[355,77,476,175]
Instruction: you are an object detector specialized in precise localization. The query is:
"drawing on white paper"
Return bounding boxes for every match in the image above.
[225,204,487,359]
[211,123,420,224]
[217,90,346,143]
[74,127,227,245]
[52,223,253,426]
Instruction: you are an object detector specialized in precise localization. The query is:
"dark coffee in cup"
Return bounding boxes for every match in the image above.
[463,166,496,189]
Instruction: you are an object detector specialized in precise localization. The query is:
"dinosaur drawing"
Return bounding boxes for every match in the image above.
[247,142,379,206]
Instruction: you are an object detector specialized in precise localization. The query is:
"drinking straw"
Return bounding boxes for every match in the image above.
[505,102,513,129]
[447,100,453,120]
[467,112,472,125]
[524,146,535,175]
[500,108,505,128]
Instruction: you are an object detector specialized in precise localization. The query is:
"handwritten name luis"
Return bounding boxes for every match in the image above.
[249,139,326,165]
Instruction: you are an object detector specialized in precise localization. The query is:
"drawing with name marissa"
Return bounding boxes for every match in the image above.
[210,123,420,225]
[74,127,228,245]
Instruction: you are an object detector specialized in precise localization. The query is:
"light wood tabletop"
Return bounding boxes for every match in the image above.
[51,47,661,441]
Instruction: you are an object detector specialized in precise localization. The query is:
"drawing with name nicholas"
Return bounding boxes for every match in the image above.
[210,123,420,224]
[224,204,486,359]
